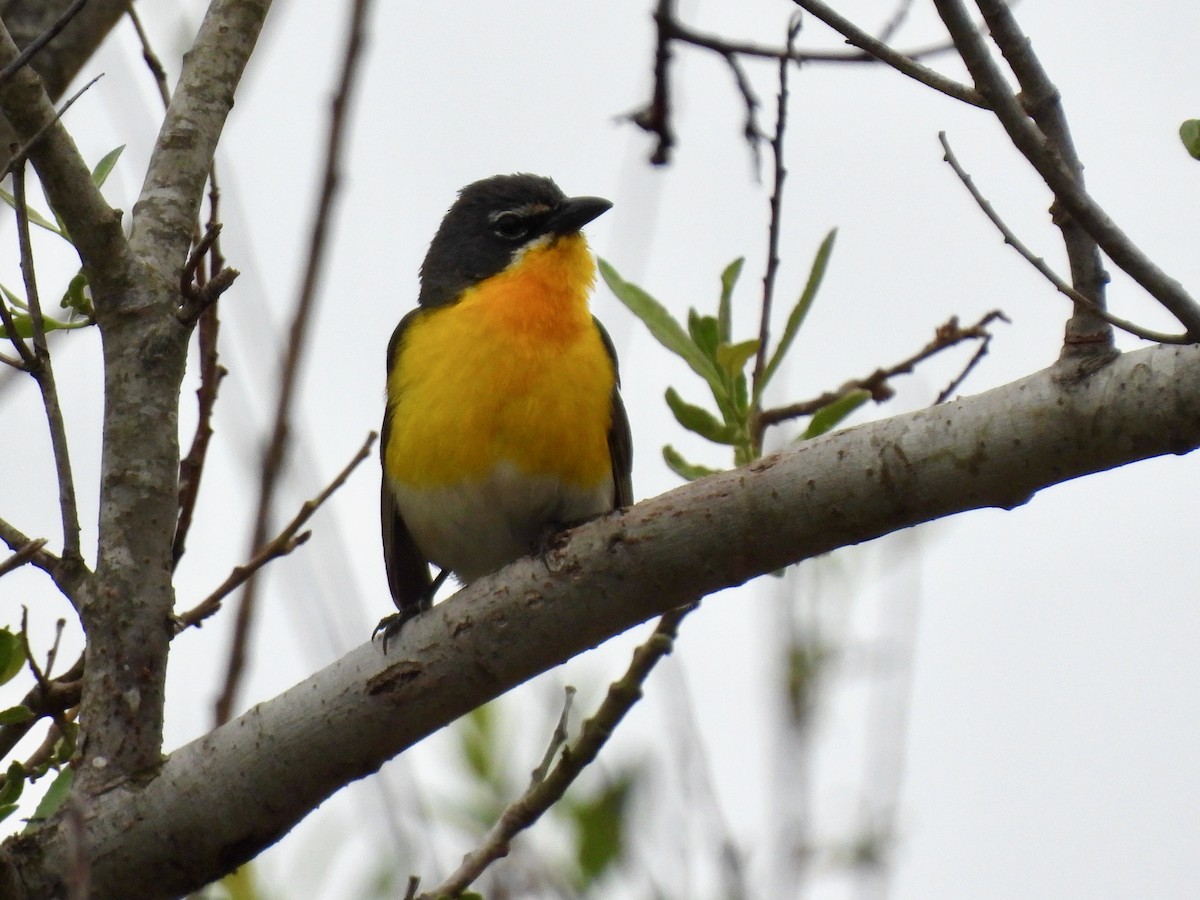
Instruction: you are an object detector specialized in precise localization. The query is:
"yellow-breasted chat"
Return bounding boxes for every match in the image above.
[378,173,633,643]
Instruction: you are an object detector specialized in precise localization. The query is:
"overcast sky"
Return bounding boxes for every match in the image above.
[2,2,1199,898]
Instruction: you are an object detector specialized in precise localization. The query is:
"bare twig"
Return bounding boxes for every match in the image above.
[174,174,229,567]
[424,604,698,898]
[178,223,239,324]
[530,687,576,785]
[751,18,801,439]
[3,73,104,180]
[13,159,82,564]
[938,132,1186,345]
[125,4,171,108]
[214,0,374,725]
[875,0,916,46]
[661,10,961,67]
[932,0,1200,338]
[629,0,676,165]
[934,327,995,403]
[0,517,67,587]
[792,0,985,107]
[0,652,81,761]
[970,0,1110,355]
[0,0,88,87]
[0,536,47,577]
[19,609,74,763]
[759,310,1008,428]
[178,432,377,633]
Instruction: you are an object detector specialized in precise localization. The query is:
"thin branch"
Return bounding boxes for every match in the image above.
[124,3,171,108]
[0,280,35,367]
[12,160,82,563]
[0,653,81,761]
[0,0,88,87]
[0,517,63,582]
[759,310,1008,428]
[751,18,800,429]
[0,23,131,293]
[968,0,1110,354]
[424,604,698,898]
[174,173,229,567]
[178,224,239,324]
[663,10,961,67]
[530,687,576,785]
[173,300,226,568]
[875,0,916,46]
[938,132,1186,345]
[932,0,1200,338]
[215,0,374,725]
[791,0,986,107]
[0,537,46,577]
[628,0,676,165]
[178,431,377,633]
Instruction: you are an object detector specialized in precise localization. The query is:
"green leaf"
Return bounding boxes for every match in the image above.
[91,145,125,188]
[758,228,837,399]
[0,762,25,806]
[717,257,744,342]
[800,388,870,440]
[0,804,16,825]
[459,703,507,794]
[52,721,78,764]
[715,339,759,377]
[0,312,32,339]
[0,706,33,725]
[0,281,27,309]
[0,188,63,236]
[662,444,719,481]
[598,259,726,394]
[1180,120,1200,160]
[664,388,739,444]
[0,310,92,340]
[0,629,24,685]
[24,766,72,832]
[60,271,91,315]
[567,774,634,886]
[687,309,720,361]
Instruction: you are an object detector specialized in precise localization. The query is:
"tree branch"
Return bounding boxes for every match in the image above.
[176,432,377,632]
[937,132,1185,345]
[6,341,1200,898]
[128,0,273,283]
[12,161,83,565]
[215,0,372,725]
[968,0,1110,355]
[425,604,696,896]
[932,0,1200,338]
[791,0,985,107]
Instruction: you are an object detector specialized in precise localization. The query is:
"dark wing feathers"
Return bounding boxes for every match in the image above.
[381,311,433,615]
[595,318,634,508]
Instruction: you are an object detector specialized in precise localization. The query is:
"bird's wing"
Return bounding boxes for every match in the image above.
[381,310,434,614]
[596,318,634,508]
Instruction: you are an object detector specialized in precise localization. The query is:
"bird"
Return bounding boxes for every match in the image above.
[378,173,632,645]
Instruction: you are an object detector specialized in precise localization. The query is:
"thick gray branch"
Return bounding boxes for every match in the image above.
[6,342,1200,898]
[129,0,273,281]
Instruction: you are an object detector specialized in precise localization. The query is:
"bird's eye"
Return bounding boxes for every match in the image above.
[492,212,528,241]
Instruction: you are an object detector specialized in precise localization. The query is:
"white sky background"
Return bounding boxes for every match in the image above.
[2,1,1199,898]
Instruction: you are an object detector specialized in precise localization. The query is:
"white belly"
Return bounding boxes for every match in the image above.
[389,461,614,582]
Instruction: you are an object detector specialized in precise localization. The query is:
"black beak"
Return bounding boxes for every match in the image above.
[546,195,612,236]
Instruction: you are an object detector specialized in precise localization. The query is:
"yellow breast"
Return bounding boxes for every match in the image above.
[385,233,615,490]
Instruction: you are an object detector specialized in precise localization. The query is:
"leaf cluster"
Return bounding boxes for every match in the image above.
[600,228,866,481]
[0,144,123,339]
